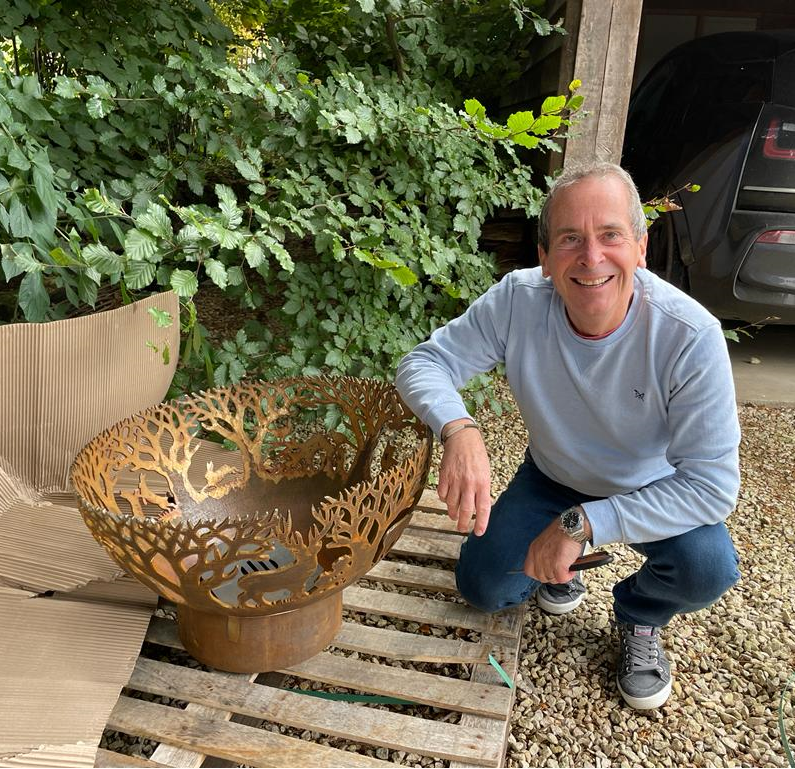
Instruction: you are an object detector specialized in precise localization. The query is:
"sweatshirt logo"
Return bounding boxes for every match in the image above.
[633,389,645,402]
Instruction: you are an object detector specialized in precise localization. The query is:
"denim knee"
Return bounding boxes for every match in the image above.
[651,524,740,608]
[455,550,537,614]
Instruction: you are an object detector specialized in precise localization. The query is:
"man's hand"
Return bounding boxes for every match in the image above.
[437,419,492,536]
[523,512,591,583]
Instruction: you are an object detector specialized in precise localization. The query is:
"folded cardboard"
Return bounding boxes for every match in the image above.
[0,292,179,768]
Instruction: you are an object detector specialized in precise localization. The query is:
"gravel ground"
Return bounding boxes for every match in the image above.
[462,378,795,769]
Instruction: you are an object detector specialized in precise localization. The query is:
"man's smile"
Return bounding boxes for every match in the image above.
[571,276,614,287]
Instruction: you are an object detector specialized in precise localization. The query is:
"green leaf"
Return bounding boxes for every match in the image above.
[53,76,83,99]
[18,271,50,321]
[148,307,173,328]
[244,239,265,268]
[170,268,198,298]
[356,0,375,11]
[9,196,33,238]
[1,242,36,279]
[84,243,123,273]
[137,202,172,239]
[125,229,158,260]
[541,95,567,114]
[204,258,228,289]
[506,111,534,134]
[216,184,242,228]
[86,95,109,119]
[235,158,260,182]
[389,265,418,286]
[511,133,540,149]
[152,75,167,94]
[325,348,343,367]
[264,237,294,272]
[531,115,562,135]
[123,259,156,289]
[464,98,486,120]
[723,330,740,343]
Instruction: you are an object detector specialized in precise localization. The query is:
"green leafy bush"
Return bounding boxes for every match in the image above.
[0,0,581,404]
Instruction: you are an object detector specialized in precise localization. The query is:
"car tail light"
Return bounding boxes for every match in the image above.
[755,230,795,244]
[763,118,795,160]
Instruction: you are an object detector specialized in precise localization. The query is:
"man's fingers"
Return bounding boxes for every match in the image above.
[472,493,491,537]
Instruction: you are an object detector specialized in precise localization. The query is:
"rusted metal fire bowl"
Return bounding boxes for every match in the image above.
[70,377,431,673]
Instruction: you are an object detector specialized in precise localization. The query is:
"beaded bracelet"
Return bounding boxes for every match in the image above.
[440,421,479,445]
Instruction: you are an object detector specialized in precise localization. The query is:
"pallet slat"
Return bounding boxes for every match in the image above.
[282,651,510,718]
[107,696,397,768]
[94,748,168,767]
[343,586,522,638]
[145,615,490,665]
[127,658,502,766]
[333,622,491,664]
[364,560,458,593]
[390,532,461,561]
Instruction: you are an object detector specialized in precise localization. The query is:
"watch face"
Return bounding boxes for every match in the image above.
[561,507,581,531]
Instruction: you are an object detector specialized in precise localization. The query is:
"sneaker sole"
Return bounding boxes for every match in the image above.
[617,678,672,710]
[535,590,586,615]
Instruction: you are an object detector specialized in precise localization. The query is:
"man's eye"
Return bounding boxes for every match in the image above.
[603,231,620,241]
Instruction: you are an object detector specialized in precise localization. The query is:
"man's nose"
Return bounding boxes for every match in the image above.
[579,239,604,266]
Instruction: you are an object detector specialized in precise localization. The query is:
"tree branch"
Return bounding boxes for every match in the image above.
[385,14,405,81]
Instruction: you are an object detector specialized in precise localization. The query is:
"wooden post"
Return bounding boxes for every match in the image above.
[562,0,643,167]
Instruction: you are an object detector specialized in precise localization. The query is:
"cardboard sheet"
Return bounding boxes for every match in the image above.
[0,292,180,767]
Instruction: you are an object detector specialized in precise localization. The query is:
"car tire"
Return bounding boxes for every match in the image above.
[645,215,690,292]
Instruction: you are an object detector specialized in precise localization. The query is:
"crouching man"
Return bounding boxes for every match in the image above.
[395,161,741,709]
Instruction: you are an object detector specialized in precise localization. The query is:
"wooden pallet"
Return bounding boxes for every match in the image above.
[96,491,525,768]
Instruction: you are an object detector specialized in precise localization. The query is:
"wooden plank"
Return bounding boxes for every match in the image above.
[415,488,447,512]
[592,0,643,159]
[332,621,491,664]
[364,559,458,593]
[450,607,526,769]
[282,651,511,719]
[389,532,461,561]
[563,0,611,166]
[128,658,503,766]
[343,586,523,638]
[94,748,168,768]
[106,696,397,768]
[149,668,260,768]
[409,510,460,533]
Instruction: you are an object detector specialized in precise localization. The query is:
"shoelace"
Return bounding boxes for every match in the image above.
[545,577,584,599]
[621,630,662,673]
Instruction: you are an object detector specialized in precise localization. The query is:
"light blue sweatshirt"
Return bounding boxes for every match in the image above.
[395,267,741,547]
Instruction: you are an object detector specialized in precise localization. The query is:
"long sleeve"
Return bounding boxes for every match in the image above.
[582,323,741,546]
[395,277,513,438]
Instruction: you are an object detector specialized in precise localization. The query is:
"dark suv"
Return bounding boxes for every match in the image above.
[622,31,795,324]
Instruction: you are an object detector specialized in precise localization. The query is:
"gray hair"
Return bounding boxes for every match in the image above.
[537,161,647,251]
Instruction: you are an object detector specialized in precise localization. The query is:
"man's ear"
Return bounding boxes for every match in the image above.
[538,245,549,277]
[637,231,648,269]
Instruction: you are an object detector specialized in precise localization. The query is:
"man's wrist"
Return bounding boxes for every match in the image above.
[559,505,592,544]
[440,417,478,444]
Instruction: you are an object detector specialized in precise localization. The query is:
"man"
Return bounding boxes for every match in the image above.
[395,162,741,710]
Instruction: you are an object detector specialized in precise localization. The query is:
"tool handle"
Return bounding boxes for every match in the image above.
[570,550,614,570]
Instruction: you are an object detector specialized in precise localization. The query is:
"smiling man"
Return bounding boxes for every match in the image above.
[395,162,741,710]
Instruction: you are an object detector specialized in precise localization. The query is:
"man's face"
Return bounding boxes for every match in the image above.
[538,175,647,337]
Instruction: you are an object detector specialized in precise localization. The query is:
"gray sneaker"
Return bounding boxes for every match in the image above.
[535,573,586,614]
[616,623,672,710]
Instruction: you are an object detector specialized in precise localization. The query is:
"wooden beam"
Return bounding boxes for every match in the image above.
[563,0,643,166]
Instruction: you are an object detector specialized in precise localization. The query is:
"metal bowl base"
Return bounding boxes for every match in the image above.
[176,591,343,673]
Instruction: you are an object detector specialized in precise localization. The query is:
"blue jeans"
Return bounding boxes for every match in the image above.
[455,452,740,627]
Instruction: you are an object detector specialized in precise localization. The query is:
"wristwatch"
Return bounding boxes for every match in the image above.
[559,505,590,544]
